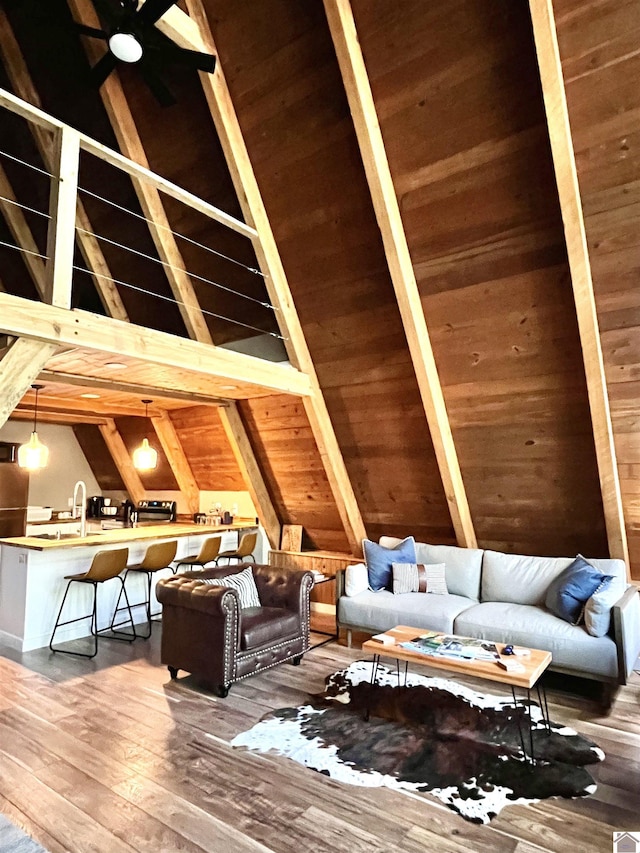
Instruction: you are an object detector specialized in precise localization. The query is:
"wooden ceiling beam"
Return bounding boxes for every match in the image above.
[0,292,313,397]
[38,370,228,407]
[324,0,476,549]
[0,338,57,430]
[218,404,282,549]
[178,0,367,555]
[99,419,146,505]
[529,0,629,567]
[67,0,212,345]
[0,10,129,321]
[151,411,200,515]
[10,409,108,426]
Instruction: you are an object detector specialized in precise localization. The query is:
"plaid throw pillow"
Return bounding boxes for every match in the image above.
[203,566,261,608]
[391,562,448,595]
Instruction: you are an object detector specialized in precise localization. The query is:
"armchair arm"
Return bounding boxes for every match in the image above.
[156,573,240,619]
[612,585,640,683]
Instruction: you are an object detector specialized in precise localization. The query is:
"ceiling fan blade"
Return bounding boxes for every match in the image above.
[90,51,118,89]
[135,0,176,27]
[73,23,108,40]
[151,43,216,73]
[90,0,122,28]
[139,61,176,107]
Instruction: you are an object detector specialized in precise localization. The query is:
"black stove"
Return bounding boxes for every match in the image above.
[135,500,177,524]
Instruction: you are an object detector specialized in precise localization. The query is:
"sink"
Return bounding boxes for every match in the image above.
[31,533,81,540]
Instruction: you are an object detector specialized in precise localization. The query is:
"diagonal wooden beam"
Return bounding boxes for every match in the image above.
[172,0,367,555]
[0,165,47,299]
[218,403,282,549]
[68,0,213,345]
[151,410,200,515]
[0,337,56,429]
[0,8,129,321]
[99,419,146,505]
[324,0,476,549]
[0,292,313,397]
[529,0,628,566]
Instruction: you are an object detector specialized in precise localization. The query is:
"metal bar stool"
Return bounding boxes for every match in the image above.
[110,539,178,639]
[215,531,258,566]
[49,548,133,659]
[174,536,221,572]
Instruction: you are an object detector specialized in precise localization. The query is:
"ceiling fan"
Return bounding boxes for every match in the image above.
[73,0,216,106]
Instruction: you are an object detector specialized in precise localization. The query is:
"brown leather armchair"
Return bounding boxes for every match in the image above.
[155,562,313,697]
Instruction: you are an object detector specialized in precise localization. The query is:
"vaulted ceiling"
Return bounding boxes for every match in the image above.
[1,0,639,576]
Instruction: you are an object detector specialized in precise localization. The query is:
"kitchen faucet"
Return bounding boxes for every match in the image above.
[73,480,87,538]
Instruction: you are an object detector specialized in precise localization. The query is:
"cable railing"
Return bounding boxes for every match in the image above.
[0,86,285,344]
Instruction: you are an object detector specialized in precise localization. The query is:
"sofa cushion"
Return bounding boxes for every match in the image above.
[240,607,300,650]
[481,551,574,606]
[379,538,482,601]
[454,602,619,680]
[364,537,416,591]
[583,574,627,638]
[545,557,609,624]
[392,563,448,595]
[338,589,476,635]
[202,565,261,608]
[345,563,369,597]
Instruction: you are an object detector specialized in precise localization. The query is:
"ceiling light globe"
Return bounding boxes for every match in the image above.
[132,437,158,471]
[18,432,49,471]
[109,32,143,63]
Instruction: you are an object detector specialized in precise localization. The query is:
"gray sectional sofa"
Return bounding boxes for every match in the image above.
[336,540,640,690]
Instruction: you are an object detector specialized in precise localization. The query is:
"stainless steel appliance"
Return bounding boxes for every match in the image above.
[0,450,29,537]
[135,500,177,524]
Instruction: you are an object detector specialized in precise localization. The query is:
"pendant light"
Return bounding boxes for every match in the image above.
[132,399,158,471]
[18,384,49,471]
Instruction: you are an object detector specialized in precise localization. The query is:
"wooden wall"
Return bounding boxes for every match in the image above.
[348,0,608,557]
[73,424,125,492]
[170,405,244,491]
[554,0,640,575]
[240,396,350,552]
[208,0,455,547]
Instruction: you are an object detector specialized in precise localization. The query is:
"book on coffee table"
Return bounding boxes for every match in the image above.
[399,631,500,662]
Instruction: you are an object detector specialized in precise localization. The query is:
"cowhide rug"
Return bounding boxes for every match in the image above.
[231,660,603,823]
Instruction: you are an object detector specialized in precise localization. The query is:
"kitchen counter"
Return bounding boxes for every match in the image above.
[0,521,263,652]
[0,521,257,551]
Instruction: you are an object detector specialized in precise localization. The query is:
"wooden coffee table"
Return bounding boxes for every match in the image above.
[362,625,553,762]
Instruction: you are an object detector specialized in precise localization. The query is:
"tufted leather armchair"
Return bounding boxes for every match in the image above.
[155,562,313,697]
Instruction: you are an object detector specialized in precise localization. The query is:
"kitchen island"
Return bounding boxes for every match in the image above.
[0,521,263,652]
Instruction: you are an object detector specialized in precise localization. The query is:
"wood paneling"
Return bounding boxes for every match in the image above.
[169,405,244,491]
[208,0,454,547]
[351,0,608,556]
[114,416,178,492]
[554,0,640,576]
[240,395,350,552]
[73,423,126,492]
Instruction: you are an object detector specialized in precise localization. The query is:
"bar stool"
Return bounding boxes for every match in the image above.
[174,536,221,572]
[110,539,178,640]
[49,548,133,659]
[215,531,258,565]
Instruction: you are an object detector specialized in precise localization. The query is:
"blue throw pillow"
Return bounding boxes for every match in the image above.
[545,556,607,624]
[363,537,416,592]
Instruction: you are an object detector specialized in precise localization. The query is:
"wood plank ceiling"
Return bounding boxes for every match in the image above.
[0,0,637,570]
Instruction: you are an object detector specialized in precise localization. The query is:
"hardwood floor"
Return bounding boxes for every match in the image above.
[0,630,638,853]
